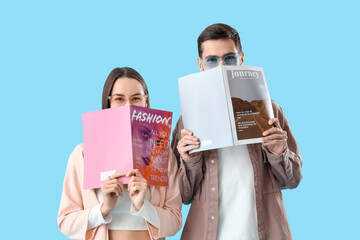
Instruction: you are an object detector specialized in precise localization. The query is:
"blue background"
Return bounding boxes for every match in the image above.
[1,0,359,239]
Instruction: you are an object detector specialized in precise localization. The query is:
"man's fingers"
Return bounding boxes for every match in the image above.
[262,133,288,142]
[181,144,200,153]
[268,118,281,128]
[263,139,287,147]
[181,129,193,138]
[179,135,199,144]
[263,127,286,136]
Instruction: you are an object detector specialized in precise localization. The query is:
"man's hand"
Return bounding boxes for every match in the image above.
[262,118,288,155]
[177,129,201,160]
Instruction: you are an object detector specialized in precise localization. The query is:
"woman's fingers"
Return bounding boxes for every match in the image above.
[110,172,127,179]
[101,173,127,197]
[128,181,147,196]
[126,169,144,178]
[103,182,123,197]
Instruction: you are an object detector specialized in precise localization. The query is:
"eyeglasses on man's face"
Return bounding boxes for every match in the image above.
[108,94,147,106]
[201,53,241,69]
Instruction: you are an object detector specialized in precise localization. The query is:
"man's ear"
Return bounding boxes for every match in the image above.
[197,57,204,71]
[240,51,244,65]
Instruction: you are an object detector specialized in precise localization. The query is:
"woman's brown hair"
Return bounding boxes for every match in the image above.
[102,67,150,109]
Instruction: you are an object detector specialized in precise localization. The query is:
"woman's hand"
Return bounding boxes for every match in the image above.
[127,169,148,211]
[262,118,288,155]
[100,172,126,218]
[177,129,201,160]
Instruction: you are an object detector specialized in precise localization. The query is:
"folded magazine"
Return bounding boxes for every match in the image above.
[179,66,273,153]
[82,105,172,189]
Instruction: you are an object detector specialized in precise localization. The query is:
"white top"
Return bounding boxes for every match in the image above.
[87,187,159,230]
[217,145,259,240]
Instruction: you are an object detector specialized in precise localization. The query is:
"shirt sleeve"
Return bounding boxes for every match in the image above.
[264,101,303,189]
[87,204,112,230]
[130,199,159,228]
[170,116,205,204]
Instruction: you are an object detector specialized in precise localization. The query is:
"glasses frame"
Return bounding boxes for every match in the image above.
[201,53,241,69]
[107,94,148,106]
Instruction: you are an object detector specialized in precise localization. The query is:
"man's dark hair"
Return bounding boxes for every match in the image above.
[197,23,242,58]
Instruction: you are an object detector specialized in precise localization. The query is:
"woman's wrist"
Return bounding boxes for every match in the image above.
[100,203,111,219]
[133,200,144,211]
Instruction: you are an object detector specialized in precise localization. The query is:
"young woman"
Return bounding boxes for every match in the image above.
[58,67,182,240]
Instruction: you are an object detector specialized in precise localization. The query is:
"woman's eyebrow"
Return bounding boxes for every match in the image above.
[112,93,142,96]
[131,93,143,97]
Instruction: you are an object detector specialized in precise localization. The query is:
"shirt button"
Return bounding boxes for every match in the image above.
[210,159,215,164]
[211,187,216,191]
[211,215,215,220]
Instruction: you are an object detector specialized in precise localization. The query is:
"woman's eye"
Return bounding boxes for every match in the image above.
[115,97,124,102]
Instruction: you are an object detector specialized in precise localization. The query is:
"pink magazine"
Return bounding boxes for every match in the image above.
[82,105,172,189]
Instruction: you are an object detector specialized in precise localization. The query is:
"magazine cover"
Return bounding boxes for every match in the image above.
[131,106,172,186]
[178,66,234,153]
[224,66,274,145]
[178,66,273,153]
[82,105,172,189]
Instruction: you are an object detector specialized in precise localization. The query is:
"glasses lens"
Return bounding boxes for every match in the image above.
[204,56,220,68]
[224,54,239,65]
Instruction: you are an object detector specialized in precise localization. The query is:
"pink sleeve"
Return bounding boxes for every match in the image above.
[57,145,98,239]
[147,151,182,239]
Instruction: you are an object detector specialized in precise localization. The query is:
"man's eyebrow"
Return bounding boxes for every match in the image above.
[204,55,219,58]
[204,52,237,58]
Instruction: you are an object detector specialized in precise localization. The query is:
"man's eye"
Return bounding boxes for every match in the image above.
[225,55,236,60]
[206,57,218,63]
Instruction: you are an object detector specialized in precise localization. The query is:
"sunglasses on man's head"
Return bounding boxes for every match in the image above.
[201,53,241,69]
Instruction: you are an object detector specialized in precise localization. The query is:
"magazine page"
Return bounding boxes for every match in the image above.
[131,106,172,186]
[178,67,234,153]
[82,107,133,189]
[223,66,274,145]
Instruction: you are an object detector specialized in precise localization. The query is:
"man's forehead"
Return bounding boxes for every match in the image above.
[201,39,238,58]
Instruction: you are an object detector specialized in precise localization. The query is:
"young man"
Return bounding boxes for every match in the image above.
[171,23,302,240]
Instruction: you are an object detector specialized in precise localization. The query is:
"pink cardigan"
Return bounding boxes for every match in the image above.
[57,144,182,240]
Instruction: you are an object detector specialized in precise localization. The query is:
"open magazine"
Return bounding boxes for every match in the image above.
[82,105,172,189]
[178,66,273,153]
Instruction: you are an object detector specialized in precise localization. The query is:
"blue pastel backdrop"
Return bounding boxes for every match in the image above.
[1,0,359,239]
